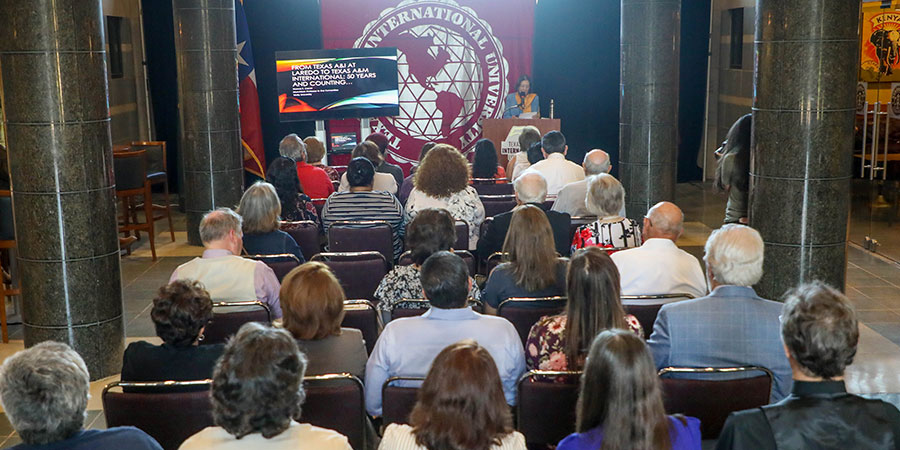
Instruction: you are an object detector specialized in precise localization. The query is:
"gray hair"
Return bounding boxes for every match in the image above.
[518,126,542,153]
[582,149,611,176]
[704,224,764,286]
[278,134,306,161]
[0,342,89,445]
[586,173,624,217]
[199,208,243,244]
[514,172,548,204]
[646,202,684,238]
[237,182,282,234]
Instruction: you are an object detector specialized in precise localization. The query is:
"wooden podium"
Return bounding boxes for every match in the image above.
[482,118,561,166]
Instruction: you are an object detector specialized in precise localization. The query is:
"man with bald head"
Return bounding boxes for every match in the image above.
[477,172,572,258]
[610,201,707,301]
[552,149,626,217]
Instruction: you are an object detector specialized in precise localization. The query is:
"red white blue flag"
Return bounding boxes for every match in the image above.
[236,0,265,177]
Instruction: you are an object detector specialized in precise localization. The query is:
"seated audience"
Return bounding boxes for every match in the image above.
[322,157,405,260]
[557,329,701,450]
[0,342,162,449]
[406,144,485,250]
[526,141,544,165]
[507,125,541,181]
[717,282,900,449]
[180,322,351,449]
[472,138,506,181]
[121,280,224,383]
[366,132,405,188]
[570,173,641,252]
[477,171,571,258]
[526,247,642,371]
[279,262,367,379]
[482,205,568,314]
[552,149,623,217]
[648,224,791,402]
[266,157,320,226]
[399,141,436,205]
[379,340,526,450]
[374,208,480,320]
[519,131,584,195]
[304,136,339,181]
[338,141,398,194]
[170,208,282,318]
[237,181,304,262]
[365,252,524,417]
[281,133,334,200]
[611,201,707,300]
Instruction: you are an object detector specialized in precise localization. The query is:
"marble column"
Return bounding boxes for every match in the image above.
[173,0,244,245]
[619,0,681,219]
[0,0,124,378]
[749,0,861,298]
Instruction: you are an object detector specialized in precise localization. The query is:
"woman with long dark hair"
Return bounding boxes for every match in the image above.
[472,138,506,180]
[558,329,700,450]
[266,156,320,226]
[714,114,751,224]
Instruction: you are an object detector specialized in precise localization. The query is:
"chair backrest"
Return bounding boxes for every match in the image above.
[454,221,468,250]
[659,366,774,439]
[281,221,321,261]
[311,252,390,301]
[498,297,567,346]
[130,141,167,174]
[245,253,301,282]
[398,249,476,277]
[102,380,213,450]
[389,299,431,321]
[113,150,148,191]
[568,216,597,243]
[472,180,514,196]
[486,251,508,275]
[382,376,425,426]
[540,198,555,211]
[201,301,272,345]
[480,194,517,217]
[0,191,13,241]
[328,220,394,263]
[342,299,381,355]
[622,294,695,338]
[301,374,367,450]
[516,370,582,447]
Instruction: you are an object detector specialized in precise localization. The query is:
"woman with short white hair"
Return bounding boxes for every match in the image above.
[237,181,304,262]
[570,173,641,252]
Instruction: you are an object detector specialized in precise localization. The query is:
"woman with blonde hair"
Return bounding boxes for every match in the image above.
[482,205,567,314]
[236,181,303,262]
[406,144,485,250]
[279,262,367,379]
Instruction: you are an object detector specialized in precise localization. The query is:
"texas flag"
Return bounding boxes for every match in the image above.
[236,0,265,178]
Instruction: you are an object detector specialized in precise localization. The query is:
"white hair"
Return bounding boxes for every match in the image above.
[704,224,764,286]
[200,208,243,244]
[582,150,610,176]
[586,173,624,217]
[278,134,306,161]
[514,172,548,204]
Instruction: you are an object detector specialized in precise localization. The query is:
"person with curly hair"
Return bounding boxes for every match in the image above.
[180,322,352,449]
[265,156,320,226]
[406,144,485,250]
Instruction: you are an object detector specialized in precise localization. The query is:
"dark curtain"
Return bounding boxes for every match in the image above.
[140,0,179,191]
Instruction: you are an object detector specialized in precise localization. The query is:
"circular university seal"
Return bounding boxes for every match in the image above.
[355,0,510,164]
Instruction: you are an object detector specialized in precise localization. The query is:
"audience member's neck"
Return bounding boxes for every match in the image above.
[645,232,678,243]
[204,241,235,254]
[792,368,844,383]
[432,303,468,311]
[350,185,373,192]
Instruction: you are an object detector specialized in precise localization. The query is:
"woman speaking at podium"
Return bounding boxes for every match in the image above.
[502,75,540,118]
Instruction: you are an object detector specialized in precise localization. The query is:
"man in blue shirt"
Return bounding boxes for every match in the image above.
[365,251,525,417]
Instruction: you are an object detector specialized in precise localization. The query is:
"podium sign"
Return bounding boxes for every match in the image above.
[482,118,561,165]
[501,140,519,155]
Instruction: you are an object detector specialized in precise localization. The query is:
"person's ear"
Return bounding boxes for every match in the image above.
[643,217,651,231]
[542,148,548,158]
[563,145,568,156]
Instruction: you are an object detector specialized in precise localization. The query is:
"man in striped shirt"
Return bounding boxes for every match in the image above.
[321,157,405,260]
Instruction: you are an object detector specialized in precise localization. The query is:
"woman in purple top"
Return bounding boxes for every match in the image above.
[558,329,701,450]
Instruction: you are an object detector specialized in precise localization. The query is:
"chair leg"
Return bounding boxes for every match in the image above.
[144,184,156,261]
[163,181,175,242]
[130,195,141,240]
[0,254,9,343]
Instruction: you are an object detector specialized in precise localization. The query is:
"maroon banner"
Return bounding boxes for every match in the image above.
[321,0,534,168]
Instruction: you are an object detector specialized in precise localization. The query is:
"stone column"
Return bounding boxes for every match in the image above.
[619,0,681,218]
[749,1,861,298]
[173,0,244,245]
[0,0,124,378]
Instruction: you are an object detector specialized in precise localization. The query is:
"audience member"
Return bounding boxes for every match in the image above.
[482,205,568,314]
[0,342,162,450]
[379,340,526,450]
[338,141,398,194]
[557,329,701,450]
[611,202,706,300]
[365,252,524,416]
[279,262,367,379]
[266,157,320,226]
[237,182,304,262]
[477,172,571,258]
[304,136,339,181]
[526,247,642,372]
[170,208,282,318]
[507,125,541,181]
[365,132,404,188]
[406,144,485,250]
[399,142,436,205]
[180,323,351,449]
[519,131,584,195]
[374,208,480,320]
[648,224,791,402]
[570,173,641,252]
[322,157,405,259]
[717,282,900,449]
[526,141,544,165]
[715,114,752,224]
[552,149,622,217]
[281,134,334,200]
[472,138,507,180]
[121,280,223,384]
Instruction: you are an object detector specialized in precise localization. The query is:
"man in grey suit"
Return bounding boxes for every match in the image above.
[647,224,792,402]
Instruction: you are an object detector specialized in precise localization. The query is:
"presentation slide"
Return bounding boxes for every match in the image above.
[275,47,399,122]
